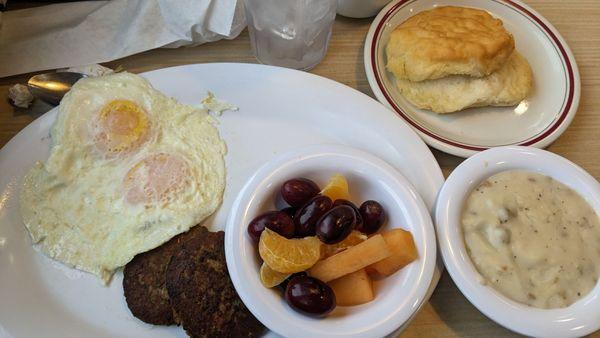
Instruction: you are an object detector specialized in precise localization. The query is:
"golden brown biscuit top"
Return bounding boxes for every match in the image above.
[386,6,515,81]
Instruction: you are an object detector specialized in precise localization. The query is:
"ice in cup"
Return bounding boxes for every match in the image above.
[244,0,337,70]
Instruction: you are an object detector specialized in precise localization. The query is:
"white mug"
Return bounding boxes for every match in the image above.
[336,0,392,18]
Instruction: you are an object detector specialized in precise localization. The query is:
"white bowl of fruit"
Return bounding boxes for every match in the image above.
[225,144,436,338]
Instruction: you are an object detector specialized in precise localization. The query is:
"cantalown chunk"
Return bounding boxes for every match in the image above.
[368,229,418,276]
[309,234,391,282]
[328,269,374,306]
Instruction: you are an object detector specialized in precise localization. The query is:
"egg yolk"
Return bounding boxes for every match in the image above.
[123,153,189,205]
[94,100,149,154]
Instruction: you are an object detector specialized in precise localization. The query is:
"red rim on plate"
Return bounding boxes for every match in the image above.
[369,0,578,153]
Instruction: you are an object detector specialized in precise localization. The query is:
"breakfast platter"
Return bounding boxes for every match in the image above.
[0,63,443,337]
[364,0,580,157]
[1,0,598,337]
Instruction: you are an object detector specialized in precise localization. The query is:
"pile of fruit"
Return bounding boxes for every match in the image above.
[247,174,418,317]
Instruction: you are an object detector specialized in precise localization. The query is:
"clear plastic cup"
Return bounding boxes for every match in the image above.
[244,0,337,70]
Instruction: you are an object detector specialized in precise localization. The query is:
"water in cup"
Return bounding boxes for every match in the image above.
[245,0,337,70]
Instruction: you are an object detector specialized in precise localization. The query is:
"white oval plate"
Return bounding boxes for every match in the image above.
[435,146,600,337]
[226,144,436,338]
[0,63,443,338]
[364,0,581,158]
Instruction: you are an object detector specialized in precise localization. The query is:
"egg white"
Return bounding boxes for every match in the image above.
[20,72,226,283]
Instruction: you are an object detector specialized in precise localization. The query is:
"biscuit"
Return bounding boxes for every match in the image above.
[395,52,533,114]
[386,6,515,82]
[122,225,208,325]
[166,229,265,338]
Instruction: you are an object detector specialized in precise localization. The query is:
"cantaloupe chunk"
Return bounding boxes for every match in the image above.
[368,228,418,276]
[309,234,391,282]
[328,269,374,306]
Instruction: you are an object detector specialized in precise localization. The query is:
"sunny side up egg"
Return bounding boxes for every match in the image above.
[20,72,226,283]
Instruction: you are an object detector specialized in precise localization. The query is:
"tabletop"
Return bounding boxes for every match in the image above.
[1,1,599,337]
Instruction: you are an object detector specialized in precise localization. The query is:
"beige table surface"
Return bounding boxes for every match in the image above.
[1,1,599,337]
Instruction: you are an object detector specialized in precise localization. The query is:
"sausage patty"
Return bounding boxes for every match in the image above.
[123,225,208,325]
[165,229,265,337]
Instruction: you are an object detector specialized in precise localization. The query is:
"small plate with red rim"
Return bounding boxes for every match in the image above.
[364,0,581,157]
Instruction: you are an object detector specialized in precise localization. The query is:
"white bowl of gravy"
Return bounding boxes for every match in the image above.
[435,146,600,337]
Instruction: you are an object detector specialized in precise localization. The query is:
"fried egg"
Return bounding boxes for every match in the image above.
[20,72,226,283]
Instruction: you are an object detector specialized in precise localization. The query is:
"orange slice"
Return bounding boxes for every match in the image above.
[322,230,368,258]
[259,262,290,288]
[320,174,351,201]
[259,228,321,274]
